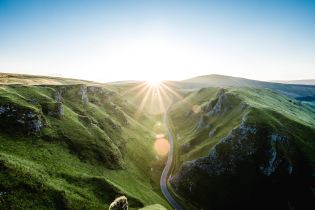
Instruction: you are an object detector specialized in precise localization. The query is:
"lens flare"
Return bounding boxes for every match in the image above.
[155,133,165,139]
[154,134,170,156]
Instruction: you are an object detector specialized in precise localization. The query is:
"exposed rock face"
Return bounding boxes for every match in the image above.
[0,104,43,134]
[173,122,258,180]
[54,85,90,104]
[208,127,217,137]
[41,102,64,119]
[240,102,248,111]
[79,85,89,104]
[196,115,207,130]
[170,121,315,210]
[260,134,292,176]
[109,196,128,210]
[87,86,104,94]
[87,86,111,96]
[53,90,63,102]
[205,89,230,117]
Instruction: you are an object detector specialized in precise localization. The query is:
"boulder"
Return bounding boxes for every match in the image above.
[109,196,128,210]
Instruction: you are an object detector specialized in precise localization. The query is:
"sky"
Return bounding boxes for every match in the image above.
[0,0,314,82]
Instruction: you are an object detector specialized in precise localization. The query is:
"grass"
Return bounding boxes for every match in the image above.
[170,87,315,167]
[0,83,170,209]
[3,74,314,209]
[168,86,315,209]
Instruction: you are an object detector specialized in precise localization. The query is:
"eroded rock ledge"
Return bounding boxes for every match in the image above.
[171,119,314,210]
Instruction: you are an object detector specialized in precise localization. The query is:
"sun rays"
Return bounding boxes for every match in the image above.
[122,80,183,117]
[147,78,162,87]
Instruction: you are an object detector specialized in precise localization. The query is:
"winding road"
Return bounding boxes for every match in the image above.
[160,110,184,210]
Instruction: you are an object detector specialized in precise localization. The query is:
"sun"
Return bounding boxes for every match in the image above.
[146,77,163,87]
[121,76,184,116]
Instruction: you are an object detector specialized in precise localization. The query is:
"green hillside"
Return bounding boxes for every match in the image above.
[168,87,315,210]
[1,73,315,210]
[0,82,170,209]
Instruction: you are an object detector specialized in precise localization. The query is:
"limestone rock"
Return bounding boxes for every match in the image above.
[0,104,43,134]
[109,196,128,210]
[208,128,217,137]
[196,115,207,130]
[41,102,64,118]
[79,85,89,104]
[53,90,63,102]
[206,89,230,117]
[170,120,304,210]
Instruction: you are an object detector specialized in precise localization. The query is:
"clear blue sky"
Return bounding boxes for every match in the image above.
[0,0,314,82]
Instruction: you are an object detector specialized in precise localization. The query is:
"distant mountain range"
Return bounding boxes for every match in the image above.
[271,79,315,85]
[176,74,315,99]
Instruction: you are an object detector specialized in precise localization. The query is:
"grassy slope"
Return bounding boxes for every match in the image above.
[168,87,315,209]
[0,82,170,209]
[169,88,241,169]
[170,87,315,167]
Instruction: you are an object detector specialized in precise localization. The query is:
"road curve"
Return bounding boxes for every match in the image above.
[160,111,184,210]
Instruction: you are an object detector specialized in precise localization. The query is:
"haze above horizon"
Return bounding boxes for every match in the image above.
[0,0,314,83]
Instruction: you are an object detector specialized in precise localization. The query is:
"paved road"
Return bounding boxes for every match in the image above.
[160,111,184,210]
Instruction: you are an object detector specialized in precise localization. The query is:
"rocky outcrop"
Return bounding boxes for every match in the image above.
[205,89,230,117]
[41,102,64,119]
[79,85,89,104]
[53,84,90,104]
[195,115,207,130]
[259,134,293,176]
[87,86,116,97]
[0,104,43,134]
[208,127,217,137]
[170,120,314,210]
[109,196,128,210]
[173,122,258,180]
[53,89,63,102]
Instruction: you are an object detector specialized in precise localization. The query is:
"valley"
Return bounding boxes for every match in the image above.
[0,74,315,210]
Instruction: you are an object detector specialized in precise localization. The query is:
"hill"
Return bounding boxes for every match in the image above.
[0,73,100,86]
[1,73,315,210]
[178,74,315,99]
[0,79,170,209]
[168,87,315,210]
